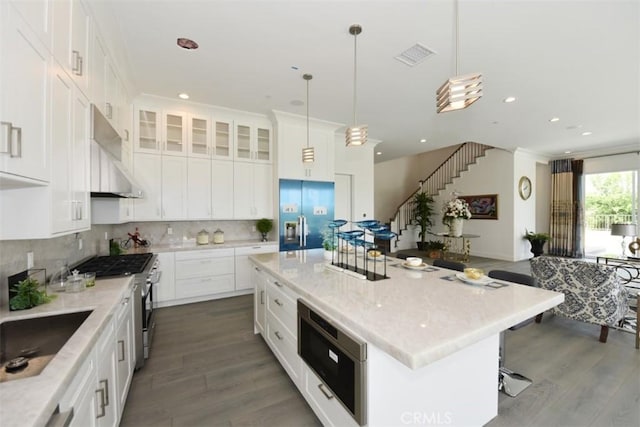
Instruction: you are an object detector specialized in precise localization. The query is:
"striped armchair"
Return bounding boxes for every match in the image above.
[530,256,629,343]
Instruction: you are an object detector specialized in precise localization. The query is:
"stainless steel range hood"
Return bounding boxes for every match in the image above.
[90,104,143,198]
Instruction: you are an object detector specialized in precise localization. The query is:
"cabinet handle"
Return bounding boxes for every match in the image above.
[118,340,125,362]
[11,126,22,158]
[95,388,106,418]
[106,103,113,119]
[77,55,83,76]
[122,297,130,305]
[274,298,283,307]
[1,121,11,154]
[274,331,283,340]
[260,290,264,305]
[254,266,261,272]
[72,50,80,73]
[318,383,335,400]
[100,379,110,407]
[274,281,283,288]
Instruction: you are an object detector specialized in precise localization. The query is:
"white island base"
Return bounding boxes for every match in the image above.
[366,334,498,426]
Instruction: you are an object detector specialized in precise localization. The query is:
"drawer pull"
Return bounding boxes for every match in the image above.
[117,340,125,362]
[274,281,283,288]
[260,290,264,305]
[254,266,261,272]
[274,331,283,340]
[274,298,283,307]
[95,388,106,418]
[318,383,335,400]
[100,379,110,406]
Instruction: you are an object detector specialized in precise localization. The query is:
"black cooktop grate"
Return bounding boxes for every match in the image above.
[74,253,153,277]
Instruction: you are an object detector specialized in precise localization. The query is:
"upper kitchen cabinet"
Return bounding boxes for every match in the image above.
[273,110,342,182]
[0,2,50,186]
[132,152,162,221]
[189,114,211,158]
[133,106,187,156]
[52,0,90,95]
[234,119,272,163]
[213,118,233,160]
[91,31,124,134]
[9,0,52,50]
[233,162,273,219]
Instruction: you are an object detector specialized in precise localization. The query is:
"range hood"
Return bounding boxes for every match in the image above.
[90,104,143,198]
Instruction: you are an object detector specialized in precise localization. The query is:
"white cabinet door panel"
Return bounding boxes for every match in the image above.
[161,156,187,219]
[133,153,162,220]
[211,160,233,219]
[187,157,211,219]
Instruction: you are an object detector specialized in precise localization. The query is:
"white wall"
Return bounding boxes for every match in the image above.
[513,150,546,260]
[374,145,459,222]
[431,149,516,261]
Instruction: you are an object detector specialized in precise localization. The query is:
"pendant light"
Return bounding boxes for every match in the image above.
[346,24,368,146]
[436,0,482,113]
[302,73,315,163]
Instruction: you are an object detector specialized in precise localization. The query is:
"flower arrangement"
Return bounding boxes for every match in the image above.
[442,198,472,223]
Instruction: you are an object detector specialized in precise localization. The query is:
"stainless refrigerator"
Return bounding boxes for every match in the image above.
[279,179,335,251]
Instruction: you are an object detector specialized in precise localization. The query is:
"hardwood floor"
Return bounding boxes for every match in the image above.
[122,263,639,427]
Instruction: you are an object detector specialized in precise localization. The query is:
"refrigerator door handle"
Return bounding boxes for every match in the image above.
[302,216,307,247]
[298,216,304,247]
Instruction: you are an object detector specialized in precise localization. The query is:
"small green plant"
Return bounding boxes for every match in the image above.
[524,230,550,243]
[426,240,446,250]
[321,226,337,251]
[9,277,55,311]
[256,218,273,234]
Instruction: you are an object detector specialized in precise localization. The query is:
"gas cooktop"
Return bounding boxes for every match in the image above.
[73,253,154,278]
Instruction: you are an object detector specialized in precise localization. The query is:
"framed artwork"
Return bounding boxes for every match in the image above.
[460,194,498,220]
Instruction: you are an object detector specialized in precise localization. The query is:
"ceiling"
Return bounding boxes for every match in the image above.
[106,0,640,162]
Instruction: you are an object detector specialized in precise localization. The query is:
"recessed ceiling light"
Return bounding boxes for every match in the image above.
[581,131,592,136]
[565,151,572,154]
[503,97,516,103]
[419,138,427,143]
[178,93,189,100]
[177,38,198,50]
[566,124,583,130]
[376,151,382,155]
[549,117,560,122]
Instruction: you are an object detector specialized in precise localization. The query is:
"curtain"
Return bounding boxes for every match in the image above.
[549,159,584,257]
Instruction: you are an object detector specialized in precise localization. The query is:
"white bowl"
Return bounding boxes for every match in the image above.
[406,257,422,267]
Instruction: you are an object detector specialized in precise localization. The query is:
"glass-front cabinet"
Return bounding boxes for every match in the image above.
[234,121,271,163]
[214,120,233,159]
[135,108,160,152]
[163,111,187,155]
[134,107,187,155]
[189,115,210,157]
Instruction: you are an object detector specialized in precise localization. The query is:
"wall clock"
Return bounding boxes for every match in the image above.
[518,176,532,200]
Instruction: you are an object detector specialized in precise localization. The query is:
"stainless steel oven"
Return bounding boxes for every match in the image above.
[297,300,367,425]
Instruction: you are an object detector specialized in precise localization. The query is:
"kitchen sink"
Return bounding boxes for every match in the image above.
[0,310,92,383]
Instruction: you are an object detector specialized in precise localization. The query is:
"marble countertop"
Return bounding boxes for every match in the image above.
[124,239,278,254]
[0,276,134,427]
[250,249,564,370]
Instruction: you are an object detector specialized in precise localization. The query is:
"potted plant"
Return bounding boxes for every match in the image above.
[9,277,55,311]
[256,218,273,242]
[412,192,435,250]
[425,240,446,259]
[321,226,338,260]
[524,230,550,257]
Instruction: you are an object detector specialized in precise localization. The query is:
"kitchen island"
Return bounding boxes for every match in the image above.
[250,249,564,426]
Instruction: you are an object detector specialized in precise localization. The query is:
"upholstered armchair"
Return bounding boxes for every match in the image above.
[530,256,629,343]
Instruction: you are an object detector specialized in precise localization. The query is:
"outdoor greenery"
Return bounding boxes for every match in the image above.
[585,172,635,229]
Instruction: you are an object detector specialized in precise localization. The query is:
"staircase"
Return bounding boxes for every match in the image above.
[390,142,492,249]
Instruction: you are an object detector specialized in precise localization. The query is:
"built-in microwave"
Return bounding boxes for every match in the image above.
[297,300,367,425]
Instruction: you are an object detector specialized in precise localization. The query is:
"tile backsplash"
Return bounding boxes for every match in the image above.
[0,220,270,309]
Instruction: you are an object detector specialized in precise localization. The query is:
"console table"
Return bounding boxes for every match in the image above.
[596,256,639,349]
[432,233,480,262]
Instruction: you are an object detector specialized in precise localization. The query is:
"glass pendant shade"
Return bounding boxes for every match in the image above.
[346,125,368,146]
[436,73,483,113]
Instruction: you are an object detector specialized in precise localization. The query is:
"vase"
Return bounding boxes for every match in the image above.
[449,218,464,237]
[261,232,268,242]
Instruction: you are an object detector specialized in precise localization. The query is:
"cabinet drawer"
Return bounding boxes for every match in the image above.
[235,245,277,256]
[58,347,96,412]
[267,281,297,337]
[266,311,301,385]
[175,248,234,260]
[176,274,234,298]
[303,364,359,427]
[175,256,234,279]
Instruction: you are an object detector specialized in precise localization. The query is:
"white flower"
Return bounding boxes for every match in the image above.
[442,198,472,222]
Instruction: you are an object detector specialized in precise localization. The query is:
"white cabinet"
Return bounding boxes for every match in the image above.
[91,32,122,132]
[58,347,98,427]
[115,287,135,412]
[134,107,187,156]
[254,266,267,334]
[174,249,235,300]
[9,0,52,50]
[187,157,211,219]
[188,114,211,158]
[273,111,340,182]
[155,252,176,305]
[133,153,162,220]
[235,245,278,291]
[52,0,90,95]
[161,155,188,219]
[95,320,117,427]
[234,121,272,163]
[0,2,50,184]
[50,64,90,234]
[213,119,233,160]
[233,162,273,219]
[211,159,233,219]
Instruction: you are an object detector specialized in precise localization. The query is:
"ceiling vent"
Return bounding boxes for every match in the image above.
[394,43,437,67]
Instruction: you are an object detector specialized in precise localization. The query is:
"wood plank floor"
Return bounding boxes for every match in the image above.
[121,260,639,427]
